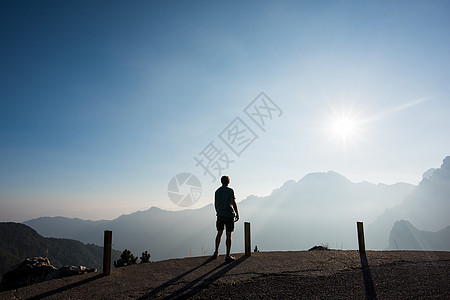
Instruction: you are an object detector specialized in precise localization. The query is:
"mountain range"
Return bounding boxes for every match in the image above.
[367,156,450,249]
[23,156,450,261]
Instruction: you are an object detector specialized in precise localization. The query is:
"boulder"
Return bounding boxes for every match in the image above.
[308,245,329,251]
[1,257,97,290]
[1,257,57,289]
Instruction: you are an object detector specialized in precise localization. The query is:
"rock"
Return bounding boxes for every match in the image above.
[55,265,97,278]
[1,257,98,290]
[308,245,329,251]
[1,257,57,289]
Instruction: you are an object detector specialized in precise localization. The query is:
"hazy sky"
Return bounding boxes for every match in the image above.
[1,0,449,221]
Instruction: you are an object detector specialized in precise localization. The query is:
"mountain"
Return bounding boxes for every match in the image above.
[388,220,450,250]
[21,217,109,248]
[24,170,415,261]
[367,156,450,249]
[0,223,121,278]
[26,206,219,263]
[19,217,109,242]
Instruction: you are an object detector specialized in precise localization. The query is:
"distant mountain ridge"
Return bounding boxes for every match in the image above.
[24,168,420,261]
[22,156,450,260]
[0,222,121,278]
[367,156,450,249]
[21,217,109,240]
[388,220,450,250]
[21,217,109,247]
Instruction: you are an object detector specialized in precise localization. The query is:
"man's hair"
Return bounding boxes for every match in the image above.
[221,176,230,185]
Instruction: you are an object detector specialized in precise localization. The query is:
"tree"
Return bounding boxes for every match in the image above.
[114,249,138,268]
[140,251,151,263]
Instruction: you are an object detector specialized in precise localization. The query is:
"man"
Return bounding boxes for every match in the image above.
[213,175,239,262]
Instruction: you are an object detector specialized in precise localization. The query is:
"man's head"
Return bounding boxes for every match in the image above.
[221,176,230,186]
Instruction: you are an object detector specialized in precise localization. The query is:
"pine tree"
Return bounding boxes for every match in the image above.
[114,249,138,268]
[140,251,151,263]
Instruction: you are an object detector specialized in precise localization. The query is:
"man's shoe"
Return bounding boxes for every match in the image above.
[212,252,218,259]
[225,255,235,263]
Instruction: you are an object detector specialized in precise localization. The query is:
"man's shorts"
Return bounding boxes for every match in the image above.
[216,216,234,232]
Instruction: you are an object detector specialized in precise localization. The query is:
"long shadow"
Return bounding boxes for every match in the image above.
[359,252,377,300]
[138,256,216,299]
[163,255,248,299]
[29,273,104,300]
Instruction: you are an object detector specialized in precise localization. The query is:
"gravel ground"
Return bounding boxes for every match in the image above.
[193,254,450,299]
[1,250,449,299]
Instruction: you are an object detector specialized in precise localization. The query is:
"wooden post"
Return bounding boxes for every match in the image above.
[357,222,366,253]
[244,222,251,256]
[103,230,112,275]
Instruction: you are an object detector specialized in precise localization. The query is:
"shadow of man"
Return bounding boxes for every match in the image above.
[139,256,217,299]
[166,255,248,299]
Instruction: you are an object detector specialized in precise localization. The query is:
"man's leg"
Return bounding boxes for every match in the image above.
[215,230,223,255]
[225,231,232,256]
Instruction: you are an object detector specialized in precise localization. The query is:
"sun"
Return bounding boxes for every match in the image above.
[331,117,357,139]
[324,106,364,147]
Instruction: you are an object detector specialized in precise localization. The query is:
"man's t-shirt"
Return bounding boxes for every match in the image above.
[215,186,235,218]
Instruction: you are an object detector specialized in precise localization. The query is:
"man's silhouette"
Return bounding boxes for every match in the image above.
[213,175,239,262]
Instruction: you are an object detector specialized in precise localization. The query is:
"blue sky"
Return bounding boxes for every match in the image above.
[1,0,450,221]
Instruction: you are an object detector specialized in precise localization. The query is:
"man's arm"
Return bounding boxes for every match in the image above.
[214,190,218,212]
[231,198,239,221]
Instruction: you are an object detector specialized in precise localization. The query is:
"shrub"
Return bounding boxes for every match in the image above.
[140,251,151,263]
[114,249,138,268]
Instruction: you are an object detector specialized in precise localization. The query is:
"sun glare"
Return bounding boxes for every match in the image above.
[323,99,425,149]
[331,117,357,138]
[324,106,364,147]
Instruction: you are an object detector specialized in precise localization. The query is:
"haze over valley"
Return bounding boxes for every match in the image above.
[22,157,450,261]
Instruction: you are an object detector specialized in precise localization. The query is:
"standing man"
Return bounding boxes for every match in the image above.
[213,175,239,262]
